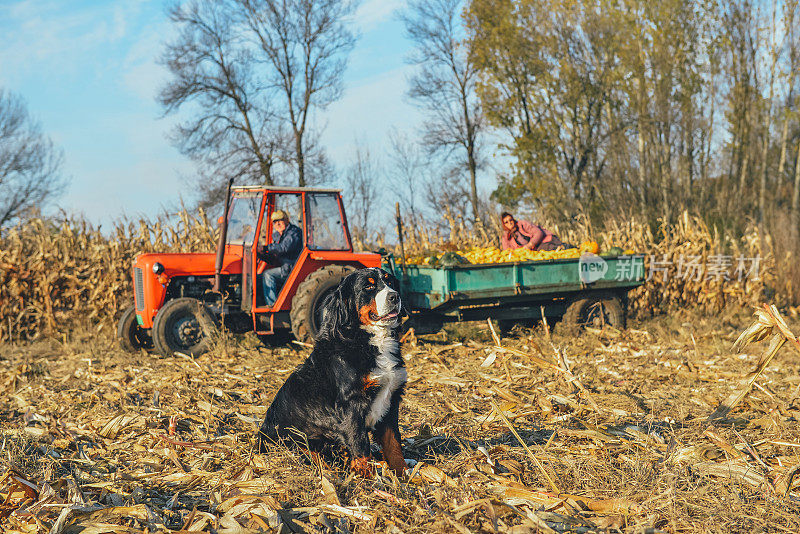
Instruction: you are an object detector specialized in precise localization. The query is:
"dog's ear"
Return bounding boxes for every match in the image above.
[318,277,355,340]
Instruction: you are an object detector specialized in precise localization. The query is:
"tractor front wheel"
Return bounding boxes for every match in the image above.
[117,305,153,352]
[152,298,218,356]
[290,265,356,344]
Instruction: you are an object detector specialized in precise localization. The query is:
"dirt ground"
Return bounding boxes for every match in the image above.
[2,308,800,533]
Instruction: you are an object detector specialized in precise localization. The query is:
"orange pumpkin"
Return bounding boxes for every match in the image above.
[580,241,600,254]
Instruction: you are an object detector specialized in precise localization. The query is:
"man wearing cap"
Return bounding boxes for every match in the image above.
[258,209,303,306]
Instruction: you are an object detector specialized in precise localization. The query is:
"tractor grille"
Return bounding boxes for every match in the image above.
[134,267,144,311]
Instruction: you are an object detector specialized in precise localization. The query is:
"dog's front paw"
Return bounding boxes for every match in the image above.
[350,456,374,478]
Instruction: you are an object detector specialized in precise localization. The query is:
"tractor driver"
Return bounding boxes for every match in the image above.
[257,209,303,306]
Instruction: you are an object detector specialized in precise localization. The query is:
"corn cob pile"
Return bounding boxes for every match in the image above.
[395,212,779,315]
[401,241,630,265]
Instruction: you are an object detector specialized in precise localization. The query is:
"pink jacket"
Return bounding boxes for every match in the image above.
[501,219,553,250]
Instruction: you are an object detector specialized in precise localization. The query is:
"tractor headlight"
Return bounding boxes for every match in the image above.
[152,262,165,275]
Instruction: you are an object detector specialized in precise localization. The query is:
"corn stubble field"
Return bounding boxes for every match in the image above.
[2,212,800,533]
[2,309,800,533]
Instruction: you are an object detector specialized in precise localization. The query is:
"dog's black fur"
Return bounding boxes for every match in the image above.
[257,268,408,475]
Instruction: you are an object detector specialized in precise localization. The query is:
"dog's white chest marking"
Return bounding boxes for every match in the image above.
[364,326,407,429]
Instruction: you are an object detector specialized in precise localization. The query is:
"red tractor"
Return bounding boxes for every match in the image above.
[116,183,382,356]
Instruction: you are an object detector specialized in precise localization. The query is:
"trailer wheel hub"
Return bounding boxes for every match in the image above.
[586,302,609,327]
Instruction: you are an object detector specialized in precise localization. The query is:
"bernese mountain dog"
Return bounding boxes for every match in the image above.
[257,268,408,476]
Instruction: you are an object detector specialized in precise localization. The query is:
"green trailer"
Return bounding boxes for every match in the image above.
[385,254,645,333]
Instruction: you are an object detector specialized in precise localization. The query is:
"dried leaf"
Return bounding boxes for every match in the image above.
[320,476,340,506]
[97,414,145,439]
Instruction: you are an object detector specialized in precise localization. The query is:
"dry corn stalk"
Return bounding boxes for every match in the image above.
[0,210,216,343]
[0,208,779,342]
[706,304,800,423]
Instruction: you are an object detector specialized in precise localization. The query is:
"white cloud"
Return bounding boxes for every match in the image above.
[120,18,173,103]
[122,60,168,103]
[0,1,142,87]
[58,112,194,227]
[320,64,422,168]
[3,0,477,227]
[354,0,405,33]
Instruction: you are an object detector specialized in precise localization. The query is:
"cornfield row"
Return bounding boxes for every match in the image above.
[0,211,217,343]
[0,209,780,342]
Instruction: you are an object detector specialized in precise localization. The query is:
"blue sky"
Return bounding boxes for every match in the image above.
[0,0,445,228]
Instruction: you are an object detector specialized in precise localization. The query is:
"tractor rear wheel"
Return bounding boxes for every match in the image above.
[117,304,153,352]
[152,297,218,356]
[563,292,625,329]
[290,265,356,344]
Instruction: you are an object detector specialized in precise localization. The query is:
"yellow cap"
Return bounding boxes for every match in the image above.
[270,209,288,222]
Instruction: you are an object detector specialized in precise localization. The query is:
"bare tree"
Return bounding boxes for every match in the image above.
[387,129,426,226]
[159,0,288,207]
[344,144,381,248]
[757,1,780,229]
[781,0,800,228]
[0,90,66,228]
[239,0,359,187]
[401,0,485,224]
[424,165,472,241]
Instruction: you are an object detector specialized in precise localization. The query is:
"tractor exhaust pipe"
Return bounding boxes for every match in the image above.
[395,202,407,278]
[213,178,234,293]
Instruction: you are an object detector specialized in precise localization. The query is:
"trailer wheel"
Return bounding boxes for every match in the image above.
[405,315,444,336]
[117,304,153,352]
[497,318,536,336]
[563,292,625,329]
[290,265,356,344]
[152,297,218,356]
